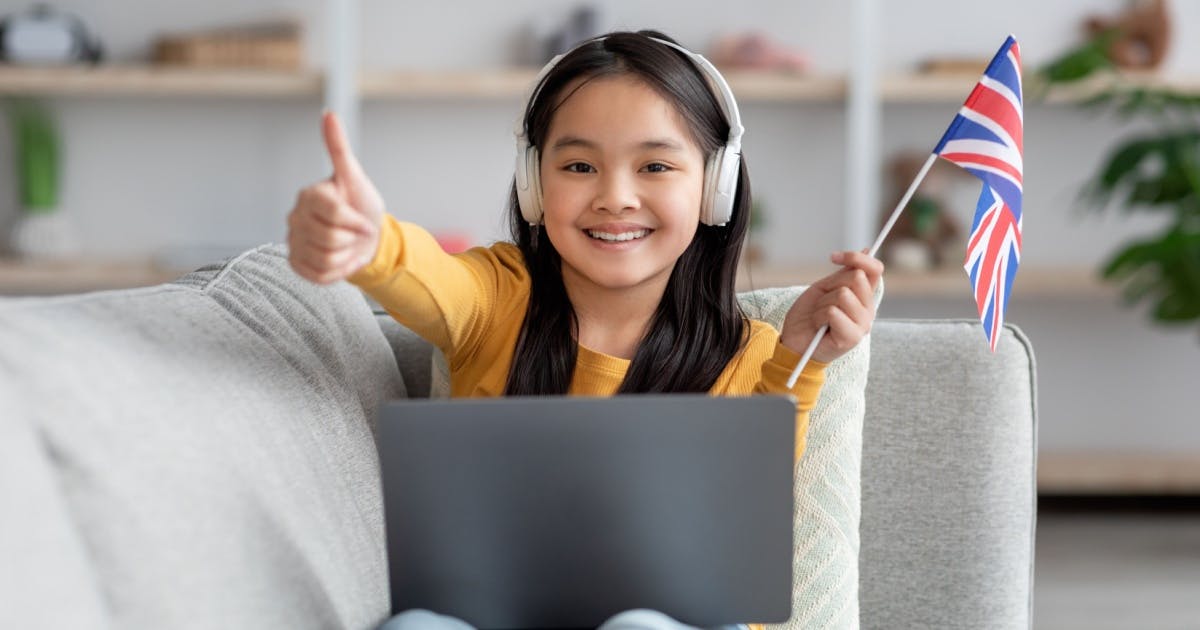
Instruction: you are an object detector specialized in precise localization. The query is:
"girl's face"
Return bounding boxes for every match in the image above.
[539,74,706,296]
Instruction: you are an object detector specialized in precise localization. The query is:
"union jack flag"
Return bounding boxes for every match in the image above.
[933,36,1023,351]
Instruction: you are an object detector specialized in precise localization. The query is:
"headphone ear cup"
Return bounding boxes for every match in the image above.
[515,143,543,224]
[702,146,740,227]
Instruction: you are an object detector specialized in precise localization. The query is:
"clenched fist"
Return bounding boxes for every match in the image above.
[287,111,386,284]
[779,250,884,364]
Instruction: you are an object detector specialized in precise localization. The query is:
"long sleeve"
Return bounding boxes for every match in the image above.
[754,339,827,463]
[347,214,528,369]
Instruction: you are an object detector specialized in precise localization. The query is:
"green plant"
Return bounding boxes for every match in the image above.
[5,99,59,214]
[1038,32,1200,330]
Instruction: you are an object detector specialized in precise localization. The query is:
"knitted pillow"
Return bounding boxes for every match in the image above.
[429,285,867,629]
[740,287,866,630]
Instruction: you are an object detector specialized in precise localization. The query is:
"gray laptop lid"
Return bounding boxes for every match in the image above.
[377,395,795,629]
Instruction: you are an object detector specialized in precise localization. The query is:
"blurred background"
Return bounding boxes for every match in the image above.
[1,1,1197,627]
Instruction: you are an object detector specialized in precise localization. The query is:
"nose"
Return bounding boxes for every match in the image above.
[592,170,639,215]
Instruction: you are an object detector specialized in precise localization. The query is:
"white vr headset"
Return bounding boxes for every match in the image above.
[514,36,745,227]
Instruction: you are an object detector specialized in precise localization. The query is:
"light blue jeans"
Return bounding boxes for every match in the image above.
[378,608,747,630]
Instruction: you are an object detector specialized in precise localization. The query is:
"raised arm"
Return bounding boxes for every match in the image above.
[285,112,523,361]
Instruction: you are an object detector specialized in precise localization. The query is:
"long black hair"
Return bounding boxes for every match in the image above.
[504,30,753,395]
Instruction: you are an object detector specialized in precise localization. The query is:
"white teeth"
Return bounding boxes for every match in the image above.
[585,229,649,242]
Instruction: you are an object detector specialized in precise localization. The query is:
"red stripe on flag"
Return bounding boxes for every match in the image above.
[971,84,1023,154]
[974,210,1014,310]
[966,202,1001,255]
[940,152,1023,185]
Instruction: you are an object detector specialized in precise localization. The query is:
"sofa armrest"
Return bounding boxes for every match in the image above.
[860,319,1037,629]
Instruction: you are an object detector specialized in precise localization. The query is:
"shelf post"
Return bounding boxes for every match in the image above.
[325,0,360,149]
[845,0,881,251]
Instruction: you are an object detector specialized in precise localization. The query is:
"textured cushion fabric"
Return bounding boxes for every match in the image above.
[739,288,866,630]
[412,285,868,630]
[0,244,404,630]
[376,314,435,399]
[0,379,109,629]
[860,320,1036,630]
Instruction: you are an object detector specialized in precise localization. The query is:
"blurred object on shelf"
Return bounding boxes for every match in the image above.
[152,18,302,70]
[537,5,606,63]
[709,32,808,74]
[433,231,473,255]
[0,3,103,65]
[1085,0,1170,71]
[5,98,79,261]
[918,58,988,76]
[876,151,971,273]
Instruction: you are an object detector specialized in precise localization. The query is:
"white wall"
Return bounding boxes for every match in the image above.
[2,0,1197,454]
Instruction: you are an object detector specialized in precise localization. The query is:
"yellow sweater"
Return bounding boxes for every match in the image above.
[351,216,826,628]
[350,215,827,463]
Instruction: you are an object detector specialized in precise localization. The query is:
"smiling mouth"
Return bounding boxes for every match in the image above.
[584,228,653,242]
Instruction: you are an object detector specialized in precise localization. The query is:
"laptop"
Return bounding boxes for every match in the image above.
[376,395,796,629]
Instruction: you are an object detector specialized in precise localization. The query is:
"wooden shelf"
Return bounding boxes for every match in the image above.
[0,64,323,98]
[0,259,186,295]
[360,68,845,102]
[1039,452,1200,495]
[3,64,1195,104]
[736,264,1111,299]
[884,70,1200,104]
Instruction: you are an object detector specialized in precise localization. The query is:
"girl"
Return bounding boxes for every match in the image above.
[287,30,882,630]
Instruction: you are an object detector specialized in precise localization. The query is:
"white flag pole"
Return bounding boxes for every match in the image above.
[785,153,939,389]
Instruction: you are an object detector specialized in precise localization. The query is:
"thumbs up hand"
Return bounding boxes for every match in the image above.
[287,111,385,284]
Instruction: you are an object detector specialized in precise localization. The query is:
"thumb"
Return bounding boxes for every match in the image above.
[321,110,363,185]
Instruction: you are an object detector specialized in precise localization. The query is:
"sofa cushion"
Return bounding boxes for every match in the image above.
[859,320,1036,629]
[0,244,403,630]
[0,379,109,629]
[740,288,867,630]
[418,285,868,629]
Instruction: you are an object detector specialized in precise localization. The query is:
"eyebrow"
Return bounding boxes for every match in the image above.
[549,135,686,152]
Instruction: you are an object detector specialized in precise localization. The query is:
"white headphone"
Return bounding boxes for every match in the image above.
[514,35,745,227]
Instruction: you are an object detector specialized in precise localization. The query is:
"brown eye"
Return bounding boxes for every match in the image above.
[643,163,669,173]
[565,162,594,173]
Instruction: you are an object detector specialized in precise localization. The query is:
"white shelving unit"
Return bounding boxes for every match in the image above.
[0,63,1191,299]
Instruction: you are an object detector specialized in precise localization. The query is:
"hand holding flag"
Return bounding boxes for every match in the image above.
[786,36,1024,387]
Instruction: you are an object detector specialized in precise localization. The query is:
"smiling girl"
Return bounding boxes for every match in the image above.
[287,30,881,630]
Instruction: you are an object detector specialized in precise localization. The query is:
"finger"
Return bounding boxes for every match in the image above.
[295,243,361,278]
[289,253,324,283]
[812,265,870,307]
[293,256,345,285]
[331,250,372,280]
[830,250,884,289]
[301,189,375,235]
[304,224,363,252]
[828,266,874,310]
[322,110,363,185]
[830,285,872,328]
[822,306,862,352]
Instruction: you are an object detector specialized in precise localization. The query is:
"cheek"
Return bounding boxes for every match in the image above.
[660,182,704,227]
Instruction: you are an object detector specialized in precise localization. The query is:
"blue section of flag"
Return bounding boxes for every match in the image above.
[932,115,1007,155]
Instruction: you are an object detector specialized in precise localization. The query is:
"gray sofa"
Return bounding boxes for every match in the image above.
[0,244,1037,629]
